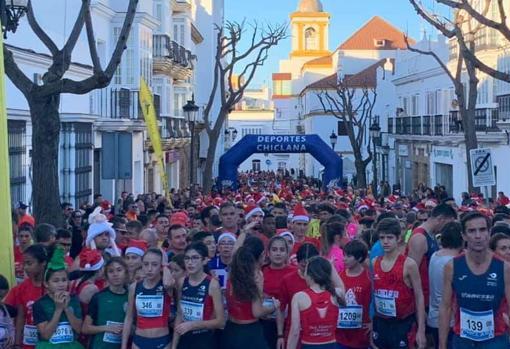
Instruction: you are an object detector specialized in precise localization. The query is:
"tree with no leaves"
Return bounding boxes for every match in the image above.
[202,21,287,193]
[407,0,501,192]
[316,62,385,189]
[4,0,139,226]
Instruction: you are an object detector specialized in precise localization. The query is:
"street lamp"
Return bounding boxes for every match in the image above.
[0,0,28,38]
[329,131,337,150]
[369,120,381,197]
[224,127,237,148]
[183,95,199,196]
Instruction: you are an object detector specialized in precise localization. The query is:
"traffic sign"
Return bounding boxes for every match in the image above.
[265,159,272,166]
[470,148,495,187]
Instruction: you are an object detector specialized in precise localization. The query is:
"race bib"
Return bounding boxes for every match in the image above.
[262,298,276,319]
[374,294,396,317]
[49,322,73,344]
[337,305,363,329]
[181,300,204,322]
[103,321,123,344]
[460,308,494,342]
[23,325,38,346]
[136,294,164,317]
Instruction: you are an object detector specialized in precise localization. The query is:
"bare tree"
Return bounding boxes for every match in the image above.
[4,0,139,225]
[407,0,489,192]
[316,74,378,188]
[410,0,509,82]
[202,21,287,193]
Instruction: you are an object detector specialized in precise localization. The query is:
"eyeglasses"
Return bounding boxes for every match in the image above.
[184,255,203,263]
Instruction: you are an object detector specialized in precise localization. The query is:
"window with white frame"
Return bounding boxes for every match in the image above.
[113,27,135,85]
[173,21,185,46]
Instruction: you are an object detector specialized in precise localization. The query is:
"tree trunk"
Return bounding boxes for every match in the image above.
[203,128,221,194]
[29,95,64,227]
[462,56,479,194]
[354,159,367,188]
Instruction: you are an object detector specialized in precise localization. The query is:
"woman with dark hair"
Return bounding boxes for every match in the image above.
[121,248,174,349]
[221,237,280,349]
[4,244,49,349]
[172,242,224,349]
[287,256,342,349]
[322,222,346,273]
[82,257,129,349]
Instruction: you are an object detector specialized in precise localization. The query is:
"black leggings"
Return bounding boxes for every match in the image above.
[261,319,278,349]
[220,320,269,349]
[177,330,216,349]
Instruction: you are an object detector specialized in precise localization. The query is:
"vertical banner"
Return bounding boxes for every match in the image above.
[139,78,170,199]
[0,32,15,285]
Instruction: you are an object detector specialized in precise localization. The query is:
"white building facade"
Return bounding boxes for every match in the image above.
[6,0,224,208]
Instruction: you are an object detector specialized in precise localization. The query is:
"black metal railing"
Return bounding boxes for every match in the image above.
[153,34,194,70]
[498,95,510,121]
[387,118,394,134]
[434,115,443,136]
[449,111,462,133]
[411,116,421,135]
[162,117,191,139]
[396,118,403,134]
[403,116,411,135]
[423,115,431,135]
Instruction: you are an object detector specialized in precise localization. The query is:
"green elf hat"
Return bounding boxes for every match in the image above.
[45,246,67,278]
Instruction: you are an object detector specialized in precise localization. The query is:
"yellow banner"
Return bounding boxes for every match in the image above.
[0,32,15,286]
[139,78,170,198]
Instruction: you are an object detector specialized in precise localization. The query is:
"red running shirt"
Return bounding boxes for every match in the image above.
[337,268,372,348]
[262,265,296,299]
[299,289,338,344]
[280,270,308,345]
[373,254,416,319]
[225,280,256,322]
[4,278,45,349]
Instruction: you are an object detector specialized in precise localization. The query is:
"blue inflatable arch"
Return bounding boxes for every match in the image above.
[217,134,343,190]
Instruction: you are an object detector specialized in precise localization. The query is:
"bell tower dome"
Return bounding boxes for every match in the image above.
[290,0,330,57]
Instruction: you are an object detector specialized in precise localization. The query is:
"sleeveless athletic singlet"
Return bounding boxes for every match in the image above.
[135,280,171,329]
[452,254,507,341]
[180,275,214,326]
[299,289,338,344]
[406,227,438,307]
[373,254,415,319]
[226,280,256,322]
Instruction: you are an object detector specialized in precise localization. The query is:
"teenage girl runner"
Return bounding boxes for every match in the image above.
[172,242,224,349]
[121,248,174,349]
[32,247,83,349]
[287,256,342,349]
[82,257,129,349]
[221,237,281,349]
[262,236,296,348]
[4,244,47,349]
[337,240,372,349]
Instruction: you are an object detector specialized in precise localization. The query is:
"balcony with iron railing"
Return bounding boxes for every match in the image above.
[91,88,160,120]
[387,109,499,138]
[153,34,195,80]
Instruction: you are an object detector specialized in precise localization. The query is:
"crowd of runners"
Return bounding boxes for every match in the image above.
[2,171,510,349]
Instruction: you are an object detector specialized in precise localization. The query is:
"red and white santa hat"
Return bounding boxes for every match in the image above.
[244,204,265,221]
[125,239,148,257]
[79,248,104,272]
[218,232,237,243]
[292,204,309,223]
[278,230,295,244]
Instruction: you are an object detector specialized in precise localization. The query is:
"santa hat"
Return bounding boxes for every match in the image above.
[244,205,264,221]
[292,204,309,223]
[213,197,223,207]
[218,232,237,243]
[425,199,438,208]
[170,211,189,227]
[79,248,104,271]
[100,200,112,211]
[278,230,295,244]
[125,239,148,257]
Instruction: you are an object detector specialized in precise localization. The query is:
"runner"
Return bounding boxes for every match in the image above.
[4,244,47,349]
[262,236,296,348]
[489,233,510,262]
[290,205,320,255]
[323,221,345,273]
[427,221,463,349]
[32,247,83,349]
[14,224,34,282]
[439,211,510,349]
[70,248,104,315]
[406,204,457,308]
[121,248,174,349]
[287,256,341,349]
[209,233,235,290]
[219,202,240,235]
[372,217,426,349]
[191,232,217,259]
[123,240,148,283]
[337,240,372,349]
[221,237,280,349]
[82,257,129,349]
[172,242,224,349]
[0,274,15,349]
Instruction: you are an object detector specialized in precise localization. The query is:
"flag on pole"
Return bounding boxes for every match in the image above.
[139,78,171,201]
[0,31,16,285]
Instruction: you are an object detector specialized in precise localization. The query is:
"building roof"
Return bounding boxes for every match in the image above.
[297,0,323,12]
[338,16,413,50]
[303,55,333,67]
[302,59,388,92]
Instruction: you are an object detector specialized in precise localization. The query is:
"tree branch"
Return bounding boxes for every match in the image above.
[84,2,102,73]
[3,46,34,98]
[26,0,58,56]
